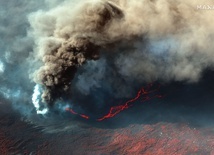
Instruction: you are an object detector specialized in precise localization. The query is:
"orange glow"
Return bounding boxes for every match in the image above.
[66,83,163,121]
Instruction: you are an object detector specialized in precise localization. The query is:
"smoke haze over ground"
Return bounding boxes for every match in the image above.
[27,0,214,110]
[2,1,214,154]
[0,0,214,124]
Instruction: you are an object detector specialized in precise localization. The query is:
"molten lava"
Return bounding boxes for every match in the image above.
[97,84,163,121]
[66,84,163,121]
[65,108,90,120]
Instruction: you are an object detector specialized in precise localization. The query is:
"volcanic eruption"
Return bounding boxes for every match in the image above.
[2,0,214,154]
[29,0,214,117]
[30,1,124,110]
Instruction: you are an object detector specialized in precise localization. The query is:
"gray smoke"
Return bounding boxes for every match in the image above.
[29,0,214,108]
[0,0,46,114]
[29,0,124,105]
[1,0,214,113]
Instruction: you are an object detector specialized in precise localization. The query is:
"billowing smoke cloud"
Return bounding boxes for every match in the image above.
[29,0,125,105]
[1,0,214,116]
[28,0,214,109]
[0,0,46,114]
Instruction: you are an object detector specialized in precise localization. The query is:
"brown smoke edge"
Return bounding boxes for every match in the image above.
[35,1,124,106]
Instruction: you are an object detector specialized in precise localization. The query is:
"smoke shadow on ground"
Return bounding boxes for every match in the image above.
[3,69,214,132]
[77,69,214,129]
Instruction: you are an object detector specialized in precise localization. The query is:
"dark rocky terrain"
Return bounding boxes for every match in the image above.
[1,83,214,155]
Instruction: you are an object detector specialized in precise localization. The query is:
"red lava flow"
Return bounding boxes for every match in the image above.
[1,97,214,155]
[65,108,90,119]
[66,83,164,121]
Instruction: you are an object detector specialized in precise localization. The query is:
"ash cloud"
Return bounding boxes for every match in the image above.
[29,0,214,108]
[1,0,214,116]
[29,0,124,105]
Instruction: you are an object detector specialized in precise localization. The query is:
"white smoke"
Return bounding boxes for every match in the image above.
[0,61,5,74]
[32,85,49,114]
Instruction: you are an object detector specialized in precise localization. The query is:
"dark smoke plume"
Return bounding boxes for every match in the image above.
[1,0,214,115]
[30,1,124,105]
[29,0,214,109]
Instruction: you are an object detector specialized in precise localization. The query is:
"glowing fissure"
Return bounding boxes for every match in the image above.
[66,84,163,121]
[97,84,163,121]
[65,108,90,119]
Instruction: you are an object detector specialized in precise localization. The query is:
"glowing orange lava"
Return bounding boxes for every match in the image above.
[66,83,163,121]
[66,108,90,119]
[97,84,163,121]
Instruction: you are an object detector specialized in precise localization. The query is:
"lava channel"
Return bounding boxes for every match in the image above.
[65,108,90,120]
[66,83,163,121]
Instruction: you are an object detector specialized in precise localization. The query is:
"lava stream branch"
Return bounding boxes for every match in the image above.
[66,84,163,121]
[97,84,163,121]
[65,108,90,120]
